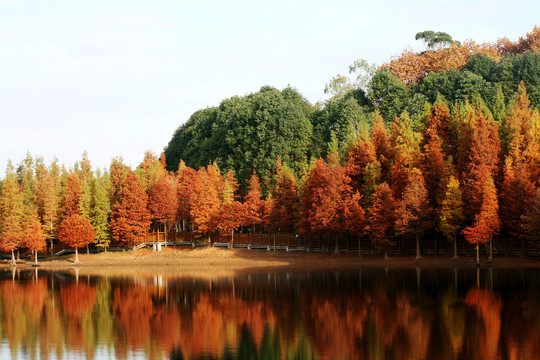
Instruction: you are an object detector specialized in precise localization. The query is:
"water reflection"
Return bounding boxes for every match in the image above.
[0,268,539,359]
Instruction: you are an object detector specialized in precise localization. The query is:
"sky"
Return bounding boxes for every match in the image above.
[1,0,539,173]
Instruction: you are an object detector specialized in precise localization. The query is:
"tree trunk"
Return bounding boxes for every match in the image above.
[476,243,480,267]
[10,250,16,267]
[50,240,54,256]
[34,250,39,266]
[87,245,89,254]
[230,229,234,249]
[358,237,362,258]
[334,237,340,255]
[384,250,389,261]
[488,238,493,262]
[415,233,423,261]
[451,237,459,260]
[73,248,79,266]
[164,223,168,247]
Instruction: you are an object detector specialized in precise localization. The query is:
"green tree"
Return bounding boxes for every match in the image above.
[164,87,313,188]
[369,69,410,122]
[439,176,465,259]
[415,31,456,50]
[91,171,112,251]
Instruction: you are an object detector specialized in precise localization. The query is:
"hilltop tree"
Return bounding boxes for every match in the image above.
[439,176,465,259]
[58,214,95,265]
[368,183,397,260]
[395,169,432,261]
[415,31,455,50]
[148,173,177,243]
[110,171,151,248]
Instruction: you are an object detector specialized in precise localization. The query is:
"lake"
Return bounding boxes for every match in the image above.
[0,267,539,359]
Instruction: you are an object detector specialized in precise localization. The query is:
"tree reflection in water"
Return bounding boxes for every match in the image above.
[0,268,538,360]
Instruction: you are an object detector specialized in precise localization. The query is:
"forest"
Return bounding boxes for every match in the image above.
[1,27,540,263]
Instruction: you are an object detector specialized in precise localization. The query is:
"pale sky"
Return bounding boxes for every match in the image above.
[1,0,539,173]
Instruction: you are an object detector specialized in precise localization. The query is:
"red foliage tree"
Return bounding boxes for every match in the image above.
[299,156,351,253]
[462,174,500,265]
[58,214,95,265]
[148,173,177,243]
[110,171,151,248]
[368,183,397,260]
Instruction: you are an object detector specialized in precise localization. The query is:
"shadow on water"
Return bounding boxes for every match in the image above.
[0,267,539,359]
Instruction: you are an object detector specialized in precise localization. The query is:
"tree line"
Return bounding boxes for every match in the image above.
[1,27,540,264]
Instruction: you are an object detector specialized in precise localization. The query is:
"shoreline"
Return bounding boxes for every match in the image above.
[3,247,539,278]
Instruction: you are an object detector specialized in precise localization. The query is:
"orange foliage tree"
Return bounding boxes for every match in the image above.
[264,158,298,234]
[148,173,177,243]
[24,216,46,265]
[62,172,82,217]
[58,214,95,265]
[383,40,500,85]
[343,191,366,256]
[395,169,432,261]
[110,171,151,248]
[190,163,221,243]
[462,174,500,265]
[176,161,198,232]
[500,83,539,245]
[216,170,244,246]
[242,172,265,231]
[368,183,397,260]
[299,156,351,254]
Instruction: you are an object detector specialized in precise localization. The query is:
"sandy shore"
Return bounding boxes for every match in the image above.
[4,247,539,278]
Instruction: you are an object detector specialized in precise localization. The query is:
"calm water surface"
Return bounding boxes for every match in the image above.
[0,267,539,360]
